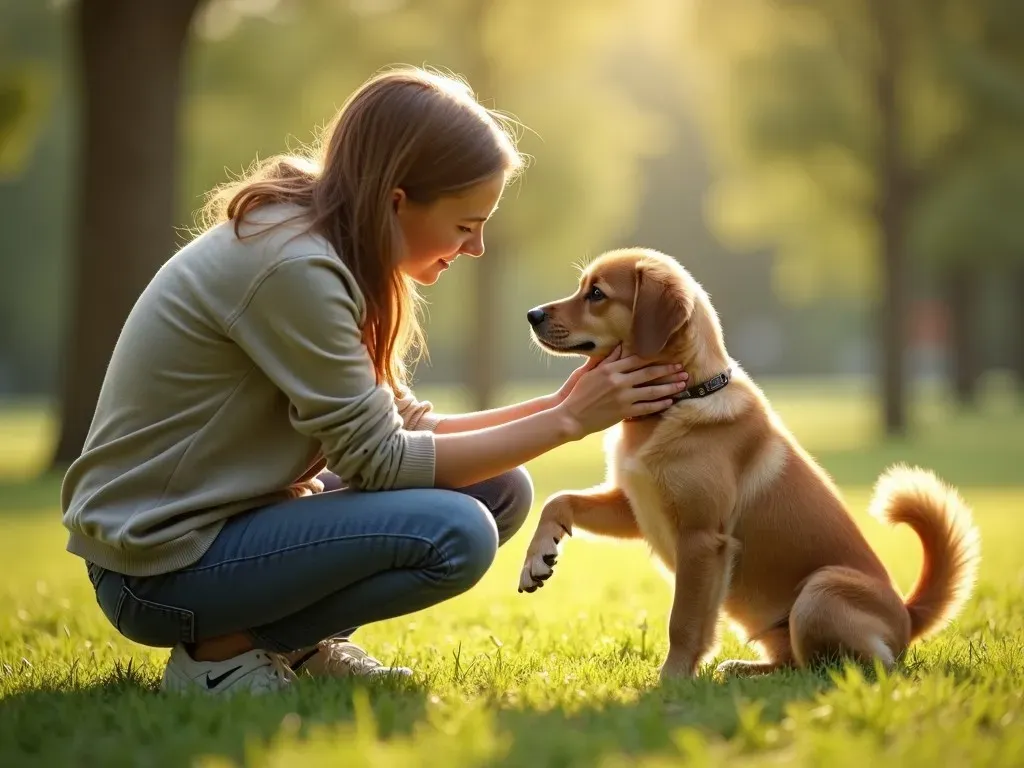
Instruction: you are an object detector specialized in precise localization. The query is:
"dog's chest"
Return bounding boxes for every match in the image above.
[606,427,678,569]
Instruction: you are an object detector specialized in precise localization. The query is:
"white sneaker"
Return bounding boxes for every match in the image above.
[289,640,413,679]
[161,644,296,696]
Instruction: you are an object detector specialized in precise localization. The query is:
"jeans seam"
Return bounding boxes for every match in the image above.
[119,583,196,643]
[113,585,128,629]
[180,532,452,580]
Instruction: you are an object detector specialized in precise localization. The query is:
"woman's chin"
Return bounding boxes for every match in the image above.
[405,268,441,286]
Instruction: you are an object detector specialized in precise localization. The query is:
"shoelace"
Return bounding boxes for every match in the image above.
[258,651,296,684]
[325,642,382,672]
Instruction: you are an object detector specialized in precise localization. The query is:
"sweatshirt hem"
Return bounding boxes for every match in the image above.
[66,521,226,577]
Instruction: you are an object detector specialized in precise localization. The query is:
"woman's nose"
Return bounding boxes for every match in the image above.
[462,233,485,258]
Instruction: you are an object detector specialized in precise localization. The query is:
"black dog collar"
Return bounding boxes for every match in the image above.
[670,368,732,403]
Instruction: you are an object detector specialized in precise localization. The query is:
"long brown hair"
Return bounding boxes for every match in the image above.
[199,67,525,390]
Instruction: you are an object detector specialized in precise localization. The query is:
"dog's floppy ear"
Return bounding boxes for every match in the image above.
[630,263,691,358]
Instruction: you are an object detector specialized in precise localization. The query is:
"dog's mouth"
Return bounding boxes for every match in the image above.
[567,341,596,352]
[534,335,597,354]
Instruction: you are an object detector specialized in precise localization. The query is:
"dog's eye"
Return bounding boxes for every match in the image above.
[585,285,605,302]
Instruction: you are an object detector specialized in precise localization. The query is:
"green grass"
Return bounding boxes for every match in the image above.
[2,379,1023,767]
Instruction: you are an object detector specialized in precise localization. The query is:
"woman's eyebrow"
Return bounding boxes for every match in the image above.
[462,204,500,223]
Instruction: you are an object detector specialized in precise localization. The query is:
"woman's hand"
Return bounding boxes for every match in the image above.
[549,356,601,407]
[554,346,689,438]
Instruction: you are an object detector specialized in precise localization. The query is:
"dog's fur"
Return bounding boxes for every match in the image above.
[519,247,981,680]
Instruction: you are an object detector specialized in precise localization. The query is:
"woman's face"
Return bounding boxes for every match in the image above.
[393,173,505,285]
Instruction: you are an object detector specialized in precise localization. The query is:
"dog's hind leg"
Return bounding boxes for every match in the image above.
[789,566,910,671]
[517,485,638,593]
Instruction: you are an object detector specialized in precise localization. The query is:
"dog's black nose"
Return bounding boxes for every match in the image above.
[526,308,547,326]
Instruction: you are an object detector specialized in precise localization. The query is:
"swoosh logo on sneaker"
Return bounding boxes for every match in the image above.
[205,665,243,689]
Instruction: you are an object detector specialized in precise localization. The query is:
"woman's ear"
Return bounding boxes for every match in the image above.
[629,264,691,358]
[391,187,407,214]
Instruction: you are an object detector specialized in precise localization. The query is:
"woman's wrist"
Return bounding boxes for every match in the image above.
[434,392,561,434]
[431,402,582,488]
[549,401,585,442]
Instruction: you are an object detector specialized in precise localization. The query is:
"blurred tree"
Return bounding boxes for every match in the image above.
[908,0,1024,401]
[51,0,205,466]
[1016,268,1024,391]
[870,0,912,433]
[0,74,39,178]
[684,0,915,435]
[684,0,1024,432]
[0,1,53,180]
[0,0,68,397]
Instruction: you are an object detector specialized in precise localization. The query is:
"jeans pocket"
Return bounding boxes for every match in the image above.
[113,583,196,648]
[86,561,107,590]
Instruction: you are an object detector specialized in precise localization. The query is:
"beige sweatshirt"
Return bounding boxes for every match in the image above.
[61,203,443,577]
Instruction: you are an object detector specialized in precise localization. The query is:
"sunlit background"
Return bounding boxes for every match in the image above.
[2,2,1024,764]
[3,0,1024,481]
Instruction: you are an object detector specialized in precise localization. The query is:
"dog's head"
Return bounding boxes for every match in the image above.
[527,248,697,360]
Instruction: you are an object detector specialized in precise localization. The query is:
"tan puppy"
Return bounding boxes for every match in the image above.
[519,247,981,680]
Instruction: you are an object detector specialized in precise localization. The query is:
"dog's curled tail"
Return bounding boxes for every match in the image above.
[869,464,981,641]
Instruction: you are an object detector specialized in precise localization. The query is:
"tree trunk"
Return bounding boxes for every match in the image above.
[870,0,910,437]
[1014,263,1024,394]
[51,0,203,468]
[944,262,981,406]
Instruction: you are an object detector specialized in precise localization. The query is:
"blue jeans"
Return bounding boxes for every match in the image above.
[86,467,533,652]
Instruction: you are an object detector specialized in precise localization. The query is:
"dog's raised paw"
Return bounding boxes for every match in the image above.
[517,537,561,593]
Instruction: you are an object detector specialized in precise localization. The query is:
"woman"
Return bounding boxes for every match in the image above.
[61,67,690,696]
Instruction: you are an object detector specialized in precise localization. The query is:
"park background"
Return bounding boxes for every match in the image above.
[1,1,1022,766]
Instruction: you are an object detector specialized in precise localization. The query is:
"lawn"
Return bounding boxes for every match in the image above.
[1,379,1023,767]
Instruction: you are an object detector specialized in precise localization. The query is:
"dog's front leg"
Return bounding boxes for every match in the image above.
[660,527,739,679]
[518,485,638,593]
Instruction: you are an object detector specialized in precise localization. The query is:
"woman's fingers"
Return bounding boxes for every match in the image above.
[633,380,690,403]
[602,354,687,383]
[629,398,675,417]
[623,363,687,386]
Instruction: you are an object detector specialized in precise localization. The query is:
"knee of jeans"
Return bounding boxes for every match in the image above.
[444,496,499,589]
[495,466,534,542]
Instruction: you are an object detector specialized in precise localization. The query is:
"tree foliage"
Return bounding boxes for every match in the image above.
[0,0,54,178]
[684,0,1024,299]
[681,0,1024,431]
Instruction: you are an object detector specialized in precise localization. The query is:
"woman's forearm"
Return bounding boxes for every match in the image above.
[432,405,578,488]
[433,394,556,434]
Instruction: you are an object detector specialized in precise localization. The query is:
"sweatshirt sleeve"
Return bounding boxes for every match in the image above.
[226,253,435,491]
[392,385,445,432]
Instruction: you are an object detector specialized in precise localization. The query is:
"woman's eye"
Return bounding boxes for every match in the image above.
[586,285,605,301]
[458,225,473,234]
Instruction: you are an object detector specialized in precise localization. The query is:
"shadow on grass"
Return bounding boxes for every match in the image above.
[0,659,432,767]
[0,653,857,768]
[489,667,843,767]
